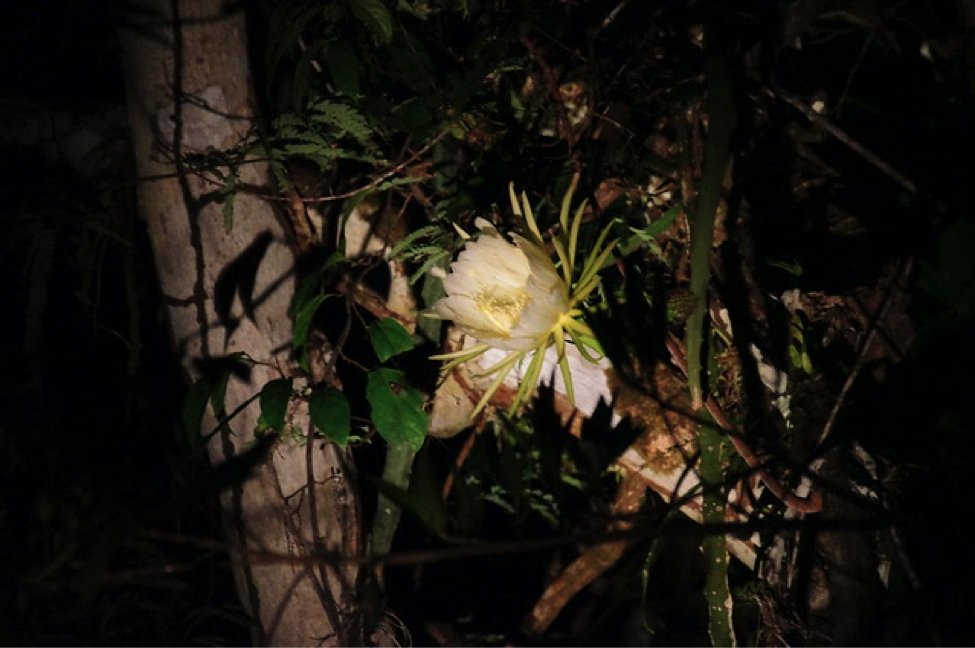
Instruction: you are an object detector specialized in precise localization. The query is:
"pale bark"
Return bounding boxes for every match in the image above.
[117,0,369,644]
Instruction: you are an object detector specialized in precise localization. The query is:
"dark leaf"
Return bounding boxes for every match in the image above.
[259,378,293,432]
[328,39,361,97]
[348,0,393,44]
[366,368,427,450]
[368,317,414,362]
[308,387,351,446]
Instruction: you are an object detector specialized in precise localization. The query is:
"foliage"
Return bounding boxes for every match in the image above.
[182,0,964,643]
[5,0,974,644]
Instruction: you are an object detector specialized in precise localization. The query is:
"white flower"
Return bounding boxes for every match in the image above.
[431,218,569,352]
[428,178,617,416]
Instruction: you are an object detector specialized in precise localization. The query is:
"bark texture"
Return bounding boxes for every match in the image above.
[117,1,368,644]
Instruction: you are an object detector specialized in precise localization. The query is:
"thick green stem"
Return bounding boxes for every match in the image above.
[700,421,736,647]
[370,442,416,557]
[685,55,736,409]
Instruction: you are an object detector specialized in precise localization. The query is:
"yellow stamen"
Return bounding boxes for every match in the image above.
[475,291,529,332]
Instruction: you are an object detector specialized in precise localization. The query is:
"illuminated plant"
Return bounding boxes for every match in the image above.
[428,178,617,415]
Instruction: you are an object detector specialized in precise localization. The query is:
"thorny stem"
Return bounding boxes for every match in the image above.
[665,333,823,513]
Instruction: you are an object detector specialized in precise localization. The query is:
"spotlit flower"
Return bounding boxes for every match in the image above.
[431,219,568,352]
[428,177,617,416]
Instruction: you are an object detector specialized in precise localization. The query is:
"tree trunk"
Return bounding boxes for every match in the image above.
[117,1,370,644]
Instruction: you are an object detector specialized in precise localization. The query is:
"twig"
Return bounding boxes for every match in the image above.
[815,257,913,449]
[286,131,445,203]
[144,513,890,571]
[665,333,823,513]
[768,86,917,195]
[835,27,875,119]
[135,130,446,204]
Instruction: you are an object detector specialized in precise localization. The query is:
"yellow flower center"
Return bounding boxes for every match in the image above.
[475,290,529,332]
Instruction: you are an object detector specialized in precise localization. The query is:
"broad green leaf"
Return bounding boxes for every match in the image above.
[368,317,414,362]
[309,387,351,446]
[348,0,393,44]
[328,39,361,97]
[259,378,293,432]
[366,368,427,450]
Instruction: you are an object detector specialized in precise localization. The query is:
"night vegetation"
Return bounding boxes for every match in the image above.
[2,0,974,645]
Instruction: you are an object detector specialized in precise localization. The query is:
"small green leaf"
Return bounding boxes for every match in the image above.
[259,378,293,432]
[309,387,351,446]
[366,368,427,450]
[289,252,345,320]
[368,317,414,362]
[348,0,393,44]
[182,354,248,448]
[388,223,442,259]
[182,377,211,450]
[418,261,447,342]
[208,363,234,418]
[293,294,329,352]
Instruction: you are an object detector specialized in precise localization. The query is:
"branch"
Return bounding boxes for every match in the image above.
[768,86,917,195]
[664,333,823,513]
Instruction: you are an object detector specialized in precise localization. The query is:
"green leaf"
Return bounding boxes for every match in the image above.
[348,0,393,44]
[289,252,345,320]
[388,223,442,259]
[182,377,212,450]
[418,259,448,342]
[328,39,361,97]
[368,317,414,362]
[396,100,435,138]
[308,99,380,150]
[921,219,975,315]
[182,354,247,449]
[259,378,294,432]
[309,387,351,446]
[293,294,329,352]
[366,368,427,450]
